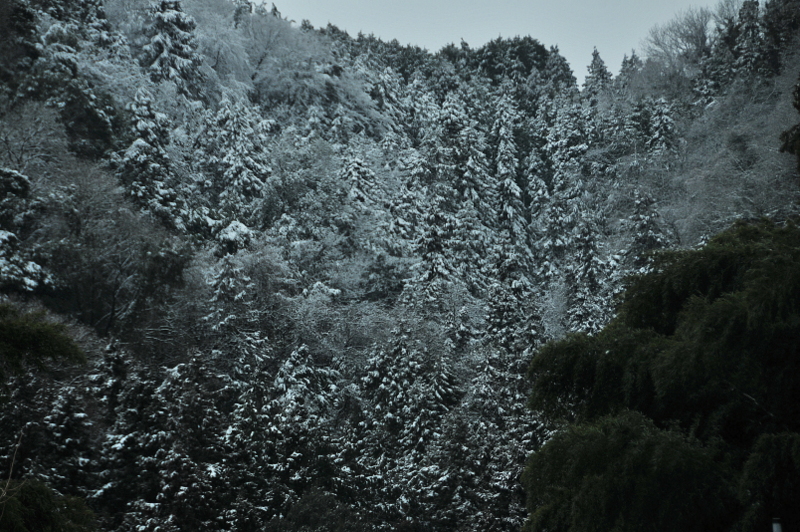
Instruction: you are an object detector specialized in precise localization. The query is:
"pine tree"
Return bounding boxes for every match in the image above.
[351,330,463,525]
[118,89,184,230]
[457,123,493,211]
[763,0,800,74]
[625,189,670,269]
[492,83,526,241]
[734,0,768,75]
[537,158,585,281]
[34,387,96,496]
[614,51,643,96]
[101,359,230,531]
[141,0,205,98]
[200,252,272,383]
[343,156,377,206]
[647,97,677,158]
[255,346,341,515]
[401,192,463,314]
[388,149,428,245]
[198,98,272,226]
[780,71,800,173]
[0,0,39,93]
[0,168,50,291]
[457,347,543,530]
[524,149,550,251]
[565,219,611,334]
[583,48,612,105]
[532,46,578,103]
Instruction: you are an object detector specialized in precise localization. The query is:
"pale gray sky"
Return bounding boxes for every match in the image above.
[278,0,722,82]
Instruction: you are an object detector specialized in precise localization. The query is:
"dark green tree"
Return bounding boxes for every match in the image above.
[525,219,800,532]
[0,304,84,386]
[0,304,94,531]
[0,479,96,532]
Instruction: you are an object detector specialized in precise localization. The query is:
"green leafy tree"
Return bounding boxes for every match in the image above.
[0,304,94,531]
[524,219,800,532]
[0,304,84,386]
[523,411,735,532]
[0,479,96,532]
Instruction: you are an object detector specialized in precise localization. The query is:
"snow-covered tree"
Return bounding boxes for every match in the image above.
[197,97,272,226]
[647,97,677,158]
[0,168,48,291]
[492,83,526,241]
[734,0,768,75]
[118,89,184,229]
[583,47,612,105]
[625,189,670,269]
[141,0,205,97]
[401,193,465,314]
[565,218,611,334]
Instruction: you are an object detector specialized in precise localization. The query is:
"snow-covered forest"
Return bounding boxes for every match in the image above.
[1,0,800,530]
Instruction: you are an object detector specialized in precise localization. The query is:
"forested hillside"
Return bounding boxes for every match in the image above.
[1,0,799,530]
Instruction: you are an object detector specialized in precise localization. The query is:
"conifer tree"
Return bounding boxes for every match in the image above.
[583,48,612,105]
[257,346,341,514]
[0,168,48,291]
[343,156,377,206]
[614,51,643,96]
[401,192,464,314]
[625,189,670,269]
[524,149,550,251]
[566,219,610,333]
[534,46,578,102]
[118,89,183,230]
[647,97,677,157]
[492,83,526,241]
[198,98,271,226]
[141,0,205,97]
[734,0,768,75]
[780,71,800,173]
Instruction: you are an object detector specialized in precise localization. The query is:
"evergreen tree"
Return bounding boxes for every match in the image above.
[118,89,183,230]
[529,46,577,104]
[625,189,670,269]
[343,156,377,206]
[565,219,610,334]
[0,304,84,386]
[524,149,550,252]
[0,168,49,291]
[401,193,464,315]
[646,97,677,158]
[583,48,612,105]
[614,51,643,96]
[780,71,800,173]
[763,0,800,73]
[255,346,341,516]
[734,0,768,75]
[198,98,272,226]
[0,0,39,93]
[141,0,205,97]
[101,359,229,532]
[492,83,526,241]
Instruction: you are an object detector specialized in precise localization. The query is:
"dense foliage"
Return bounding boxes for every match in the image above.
[525,220,800,532]
[0,0,798,530]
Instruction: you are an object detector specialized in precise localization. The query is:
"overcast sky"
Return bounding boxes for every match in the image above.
[277,0,722,82]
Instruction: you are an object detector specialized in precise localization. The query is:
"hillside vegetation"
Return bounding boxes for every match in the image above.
[1,0,799,530]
